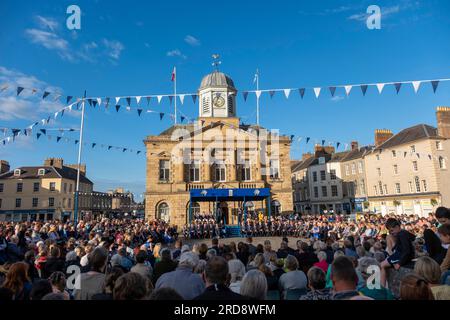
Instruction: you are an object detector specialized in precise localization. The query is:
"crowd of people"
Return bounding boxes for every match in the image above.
[0,207,449,300]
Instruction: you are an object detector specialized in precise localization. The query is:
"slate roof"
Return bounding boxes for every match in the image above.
[0,166,93,184]
[374,124,442,151]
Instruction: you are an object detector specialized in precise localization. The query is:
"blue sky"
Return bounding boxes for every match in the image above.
[0,0,449,199]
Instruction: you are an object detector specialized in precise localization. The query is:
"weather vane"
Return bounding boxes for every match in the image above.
[212,54,221,71]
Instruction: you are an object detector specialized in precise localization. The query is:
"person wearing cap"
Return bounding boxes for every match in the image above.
[155,251,204,299]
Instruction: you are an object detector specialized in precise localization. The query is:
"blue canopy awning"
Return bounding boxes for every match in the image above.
[190,188,270,202]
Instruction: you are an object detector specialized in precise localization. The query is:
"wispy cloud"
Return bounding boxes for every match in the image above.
[0,66,71,121]
[25,28,73,61]
[330,95,345,102]
[299,5,360,16]
[347,5,400,22]
[24,15,124,64]
[102,39,125,60]
[35,15,59,32]
[184,35,201,46]
[166,49,187,59]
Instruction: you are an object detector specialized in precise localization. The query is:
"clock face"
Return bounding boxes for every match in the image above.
[213,95,225,108]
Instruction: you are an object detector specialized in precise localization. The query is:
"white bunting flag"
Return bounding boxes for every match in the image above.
[344,85,352,96]
[41,119,46,125]
[96,98,102,106]
[115,97,121,104]
[376,83,385,94]
[54,112,58,119]
[126,106,131,111]
[179,94,185,105]
[283,89,291,99]
[69,104,73,111]
[157,95,163,104]
[313,87,321,98]
[412,81,421,93]
[255,90,262,99]
[136,96,142,104]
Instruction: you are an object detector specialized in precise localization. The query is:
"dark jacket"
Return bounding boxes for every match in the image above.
[152,259,177,284]
[387,230,416,267]
[194,284,247,300]
[42,257,65,279]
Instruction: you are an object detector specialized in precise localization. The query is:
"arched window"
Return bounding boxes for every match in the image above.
[157,202,170,222]
[214,162,226,182]
[271,200,281,216]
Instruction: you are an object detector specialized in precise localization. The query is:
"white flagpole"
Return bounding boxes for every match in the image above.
[74,91,86,225]
[174,67,177,125]
[256,69,260,126]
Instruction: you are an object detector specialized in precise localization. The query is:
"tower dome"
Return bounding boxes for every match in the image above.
[199,71,236,90]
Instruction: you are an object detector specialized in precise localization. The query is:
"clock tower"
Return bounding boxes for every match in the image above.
[198,70,237,118]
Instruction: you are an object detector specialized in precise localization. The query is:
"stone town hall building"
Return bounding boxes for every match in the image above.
[144,71,293,226]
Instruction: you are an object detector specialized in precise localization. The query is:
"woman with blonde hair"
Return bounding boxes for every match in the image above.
[228,258,246,293]
[414,256,450,300]
[240,270,267,300]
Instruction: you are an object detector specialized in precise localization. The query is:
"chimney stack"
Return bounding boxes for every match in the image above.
[0,160,10,174]
[44,157,64,169]
[436,106,450,139]
[351,141,359,151]
[301,153,313,161]
[66,164,86,176]
[374,129,393,147]
[314,145,335,157]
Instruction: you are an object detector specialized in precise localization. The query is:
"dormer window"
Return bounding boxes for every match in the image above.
[14,169,21,177]
[38,168,46,176]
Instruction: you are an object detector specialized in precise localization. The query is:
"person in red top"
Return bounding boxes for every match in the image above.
[313,251,329,273]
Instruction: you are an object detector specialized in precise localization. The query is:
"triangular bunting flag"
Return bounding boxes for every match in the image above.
[17,87,24,96]
[321,139,325,146]
[329,87,336,97]
[159,113,164,120]
[123,148,127,152]
[360,85,368,96]
[115,97,121,104]
[66,96,73,104]
[61,109,65,117]
[290,135,294,141]
[431,80,439,93]
[411,81,421,93]
[137,109,143,116]
[37,133,41,140]
[255,90,262,99]
[137,151,141,155]
[168,95,173,105]
[42,91,50,99]
[344,85,352,96]
[299,88,305,99]
[394,83,402,94]
[192,94,197,104]
[115,105,120,112]
[283,89,291,99]
[96,98,102,106]
[92,100,98,107]
[306,137,310,144]
[108,146,112,150]
[40,129,47,135]
[126,106,131,111]
[313,87,321,98]
[269,90,276,98]
[243,92,249,101]
[146,96,151,105]
[376,83,385,94]
[126,97,131,106]
[105,97,110,108]
[92,143,96,148]
[136,96,142,105]
[75,140,79,144]
[56,136,62,142]
[180,116,185,123]
[157,95,163,104]
[179,94,185,105]
[337,142,341,149]
[12,129,20,136]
